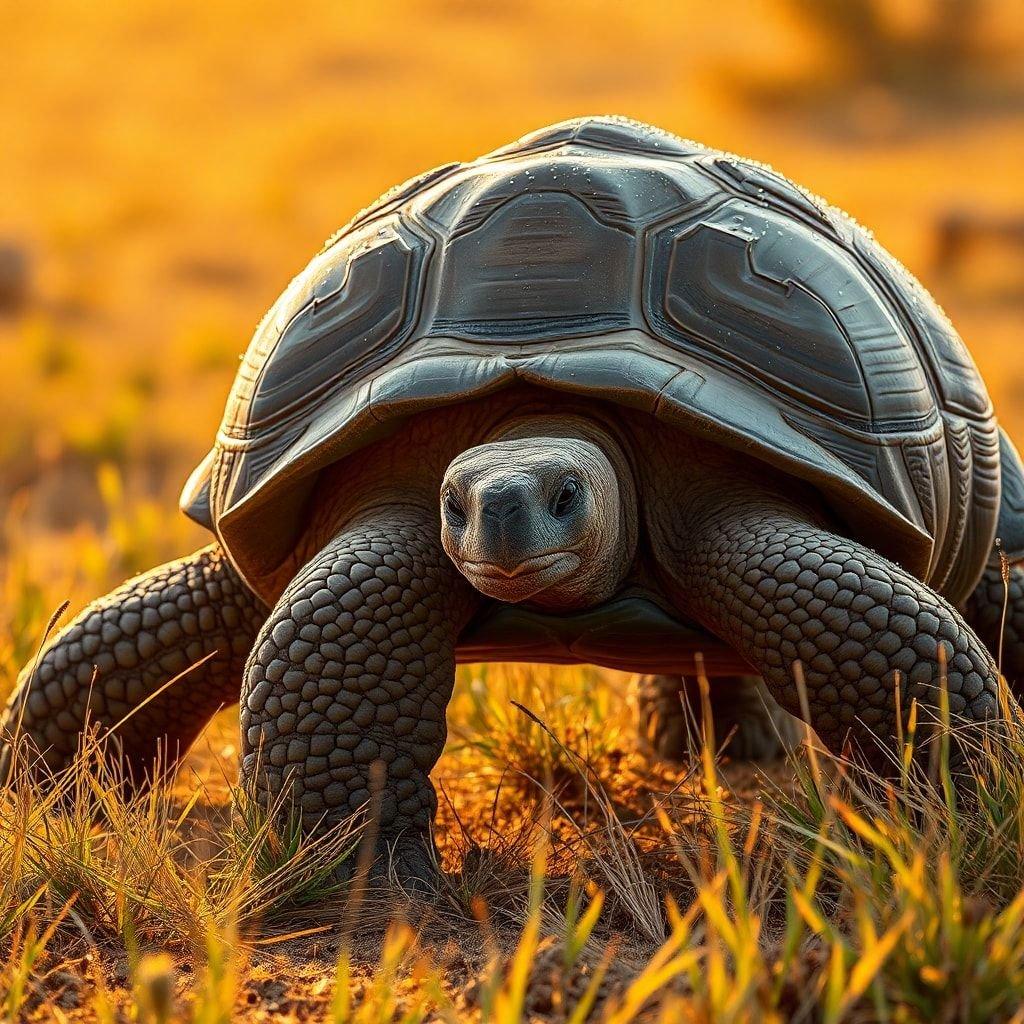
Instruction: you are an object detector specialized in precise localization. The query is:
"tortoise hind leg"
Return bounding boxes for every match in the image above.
[1,545,266,780]
[636,674,802,762]
[962,558,1024,695]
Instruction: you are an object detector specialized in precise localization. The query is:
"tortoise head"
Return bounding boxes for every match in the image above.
[440,417,638,610]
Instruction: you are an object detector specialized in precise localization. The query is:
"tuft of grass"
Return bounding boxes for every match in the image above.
[0,728,364,966]
[510,700,668,945]
[449,662,628,797]
[218,778,364,930]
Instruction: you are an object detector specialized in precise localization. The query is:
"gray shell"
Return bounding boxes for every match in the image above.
[182,116,1024,604]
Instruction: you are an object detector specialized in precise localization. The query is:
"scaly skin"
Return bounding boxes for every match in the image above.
[1,545,266,778]
[239,506,478,890]
[657,486,1001,764]
[635,674,802,761]
[963,559,1024,691]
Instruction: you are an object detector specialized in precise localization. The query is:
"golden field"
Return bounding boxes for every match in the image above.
[2,1,1024,1020]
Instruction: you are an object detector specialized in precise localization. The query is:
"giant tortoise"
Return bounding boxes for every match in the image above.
[6,116,1024,889]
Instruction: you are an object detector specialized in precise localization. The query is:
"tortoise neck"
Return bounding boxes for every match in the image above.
[487,410,630,455]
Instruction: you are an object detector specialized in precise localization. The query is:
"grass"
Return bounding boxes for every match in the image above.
[6,568,1024,1021]
[5,480,1024,1023]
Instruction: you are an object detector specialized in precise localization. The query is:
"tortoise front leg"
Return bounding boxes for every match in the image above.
[240,505,477,892]
[2,545,267,779]
[658,492,1000,767]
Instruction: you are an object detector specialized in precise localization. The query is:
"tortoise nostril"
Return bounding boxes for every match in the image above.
[482,499,525,521]
[479,481,530,522]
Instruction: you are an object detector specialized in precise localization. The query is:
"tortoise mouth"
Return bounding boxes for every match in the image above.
[458,551,581,602]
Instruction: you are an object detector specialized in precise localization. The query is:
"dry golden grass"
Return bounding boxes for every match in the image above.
[3,0,1024,1019]
[8,656,1024,1021]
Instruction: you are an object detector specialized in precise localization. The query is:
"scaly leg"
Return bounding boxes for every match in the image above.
[963,558,1024,693]
[636,673,802,762]
[2,545,266,778]
[659,491,1000,768]
[240,506,477,891]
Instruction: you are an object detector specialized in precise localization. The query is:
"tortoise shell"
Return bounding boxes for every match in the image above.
[182,116,1024,605]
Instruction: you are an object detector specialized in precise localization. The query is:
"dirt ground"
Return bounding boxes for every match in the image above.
[20,701,804,1021]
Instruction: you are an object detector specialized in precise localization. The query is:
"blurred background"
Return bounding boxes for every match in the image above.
[1,0,1023,669]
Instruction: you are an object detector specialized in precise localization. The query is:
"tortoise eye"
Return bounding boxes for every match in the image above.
[443,491,466,525]
[552,478,581,518]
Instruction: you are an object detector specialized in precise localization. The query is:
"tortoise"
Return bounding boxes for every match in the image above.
[6,116,1024,890]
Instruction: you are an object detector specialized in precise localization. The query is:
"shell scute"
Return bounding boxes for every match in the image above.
[851,233,993,420]
[222,218,429,442]
[429,190,634,339]
[650,198,932,427]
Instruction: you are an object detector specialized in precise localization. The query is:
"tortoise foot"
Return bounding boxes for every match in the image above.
[637,674,802,763]
[371,831,442,896]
